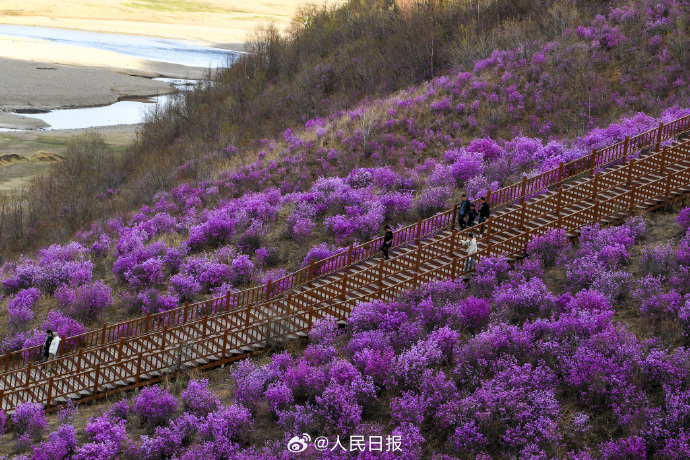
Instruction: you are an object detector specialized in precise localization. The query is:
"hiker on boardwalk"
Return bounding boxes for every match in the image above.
[478,196,490,236]
[466,203,478,228]
[458,194,470,229]
[43,329,53,363]
[381,224,393,260]
[460,231,478,272]
[48,331,61,373]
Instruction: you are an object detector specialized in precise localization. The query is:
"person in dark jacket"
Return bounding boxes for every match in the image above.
[466,203,478,228]
[381,225,393,260]
[458,194,470,229]
[478,196,491,236]
[43,329,53,363]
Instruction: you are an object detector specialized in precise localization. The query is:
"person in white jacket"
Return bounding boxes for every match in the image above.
[460,232,478,272]
[48,331,61,373]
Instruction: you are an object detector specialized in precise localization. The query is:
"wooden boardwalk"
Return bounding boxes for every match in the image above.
[0,116,689,412]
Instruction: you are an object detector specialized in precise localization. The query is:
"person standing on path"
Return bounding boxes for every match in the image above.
[43,329,53,363]
[478,196,490,237]
[381,224,393,260]
[458,194,470,229]
[460,232,478,272]
[48,331,61,374]
[466,203,478,228]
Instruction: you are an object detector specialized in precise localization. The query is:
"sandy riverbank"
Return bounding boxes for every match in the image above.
[0,0,342,47]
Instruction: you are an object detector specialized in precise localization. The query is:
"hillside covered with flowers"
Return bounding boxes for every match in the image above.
[0,0,688,457]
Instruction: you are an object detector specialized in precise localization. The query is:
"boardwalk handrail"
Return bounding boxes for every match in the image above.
[4,114,690,372]
[1,136,690,412]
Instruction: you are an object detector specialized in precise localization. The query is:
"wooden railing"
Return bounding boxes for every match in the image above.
[3,114,690,374]
[3,136,690,412]
[486,115,690,207]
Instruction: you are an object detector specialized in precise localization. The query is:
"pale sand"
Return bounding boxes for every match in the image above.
[0,57,182,129]
[0,0,341,127]
[0,0,343,47]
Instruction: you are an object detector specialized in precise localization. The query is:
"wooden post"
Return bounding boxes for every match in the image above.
[136,353,142,384]
[245,305,252,327]
[161,325,167,351]
[222,330,228,360]
[487,242,493,256]
[592,173,599,201]
[557,187,563,228]
[101,323,107,343]
[415,243,422,272]
[589,149,597,178]
[308,259,315,281]
[307,306,314,330]
[341,273,347,300]
[347,244,353,266]
[77,348,83,373]
[593,200,600,221]
[286,293,293,316]
[4,351,9,372]
[626,159,634,188]
[379,257,385,288]
[660,146,667,174]
[520,203,526,230]
[665,171,672,201]
[656,121,664,151]
[266,280,272,300]
[448,230,456,256]
[0,390,4,410]
[523,230,530,255]
[46,376,54,408]
[558,162,564,184]
[145,312,151,333]
[520,176,527,204]
[629,187,636,216]
[450,204,458,231]
[93,364,101,394]
[451,257,457,279]
[225,290,232,311]
[118,338,124,361]
[486,189,492,206]
[622,136,629,164]
[486,219,492,245]
[415,218,422,245]
[183,302,189,323]
[26,362,32,386]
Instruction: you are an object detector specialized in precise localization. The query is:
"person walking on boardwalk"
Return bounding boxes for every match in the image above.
[48,331,61,374]
[381,224,394,260]
[43,329,53,363]
[466,203,479,228]
[458,194,470,229]
[478,196,490,237]
[460,232,478,272]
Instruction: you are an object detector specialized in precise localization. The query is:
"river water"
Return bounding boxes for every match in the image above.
[0,25,236,130]
[0,24,235,68]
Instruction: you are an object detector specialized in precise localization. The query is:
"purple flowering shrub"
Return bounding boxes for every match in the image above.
[526,228,570,266]
[181,379,220,417]
[132,386,178,428]
[56,281,112,322]
[11,402,48,445]
[7,288,41,332]
[677,207,690,234]
[31,424,77,460]
[640,242,676,277]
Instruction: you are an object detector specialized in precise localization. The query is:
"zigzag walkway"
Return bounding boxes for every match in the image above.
[1,132,690,412]
[4,116,688,378]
